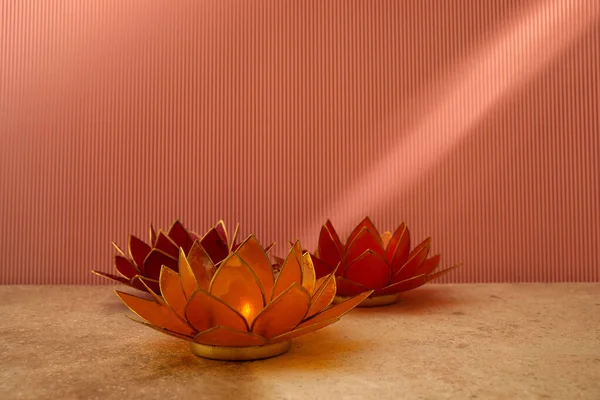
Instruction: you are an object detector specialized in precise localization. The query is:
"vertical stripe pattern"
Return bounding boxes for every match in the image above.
[1,0,599,284]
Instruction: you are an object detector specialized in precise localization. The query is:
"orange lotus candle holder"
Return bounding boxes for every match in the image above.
[92,220,273,294]
[115,236,372,361]
[309,217,460,307]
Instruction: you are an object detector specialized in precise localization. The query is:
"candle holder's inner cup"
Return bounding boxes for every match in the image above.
[190,340,292,361]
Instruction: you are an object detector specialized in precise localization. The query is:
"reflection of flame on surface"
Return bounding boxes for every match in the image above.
[304,0,600,242]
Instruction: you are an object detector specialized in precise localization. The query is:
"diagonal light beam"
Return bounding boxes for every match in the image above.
[305,0,600,241]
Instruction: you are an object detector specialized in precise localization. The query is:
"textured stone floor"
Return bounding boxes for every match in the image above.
[1,284,599,400]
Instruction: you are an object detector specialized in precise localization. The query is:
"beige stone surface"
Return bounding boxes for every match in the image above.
[0,284,599,400]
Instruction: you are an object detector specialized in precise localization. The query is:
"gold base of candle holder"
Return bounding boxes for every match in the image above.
[190,340,292,361]
[333,294,399,307]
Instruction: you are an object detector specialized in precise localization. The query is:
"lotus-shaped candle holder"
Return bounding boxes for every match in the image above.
[116,236,372,361]
[310,218,460,307]
[93,220,273,294]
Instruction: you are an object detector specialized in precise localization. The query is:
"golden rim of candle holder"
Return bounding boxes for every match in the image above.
[190,340,292,361]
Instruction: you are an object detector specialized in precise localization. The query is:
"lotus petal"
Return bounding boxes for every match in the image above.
[149,225,157,247]
[270,317,340,343]
[138,278,180,312]
[347,216,381,245]
[264,242,276,253]
[394,238,431,283]
[324,220,343,251]
[335,277,371,297]
[200,226,229,265]
[345,250,392,290]
[416,254,441,276]
[235,235,275,302]
[128,317,194,341]
[91,270,130,285]
[298,290,372,328]
[272,246,302,298]
[179,249,199,298]
[311,254,335,278]
[381,231,393,249]
[186,241,216,291]
[385,223,407,262]
[114,255,139,279]
[185,287,249,332]
[209,254,265,324]
[229,223,240,251]
[129,235,151,270]
[375,275,427,296]
[389,225,411,273]
[111,241,126,256]
[313,275,329,295]
[131,276,161,293]
[317,223,342,269]
[189,231,201,241]
[167,220,195,253]
[345,227,386,265]
[251,284,311,339]
[306,273,336,317]
[312,264,339,293]
[143,249,178,280]
[292,241,303,257]
[214,220,229,245]
[300,253,316,294]
[194,326,266,347]
[159,266,188,319]
[427,264,461,282]
[115,290,195,336]
[154,231,180,259]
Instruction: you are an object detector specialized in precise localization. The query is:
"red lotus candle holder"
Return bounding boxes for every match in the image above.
[92,220,273,294]
[116,236,372,361]
[309,217,460,307]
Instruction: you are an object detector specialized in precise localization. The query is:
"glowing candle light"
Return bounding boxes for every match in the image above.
[240,302,253,320]
[113,230,372,361]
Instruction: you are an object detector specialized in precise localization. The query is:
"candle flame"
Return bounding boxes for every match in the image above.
[240,302,253,320]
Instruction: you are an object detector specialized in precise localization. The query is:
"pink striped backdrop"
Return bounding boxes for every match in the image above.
[1,0,599,285]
